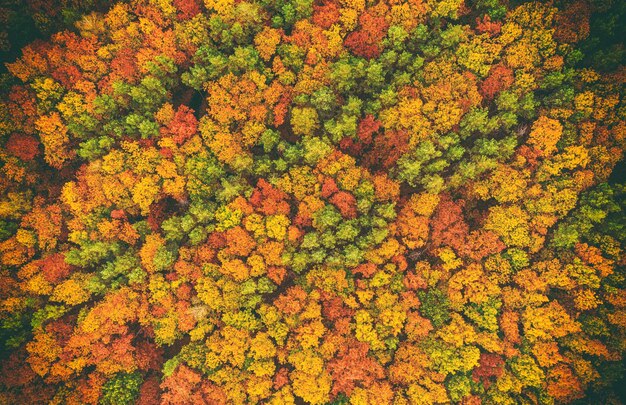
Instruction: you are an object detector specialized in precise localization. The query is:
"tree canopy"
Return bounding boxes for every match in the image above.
[0,0,625,403]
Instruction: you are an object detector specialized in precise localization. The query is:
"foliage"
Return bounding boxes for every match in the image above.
[0,0,624,403]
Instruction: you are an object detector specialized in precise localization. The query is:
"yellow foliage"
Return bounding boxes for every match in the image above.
[140,233,166,273]
[412,193,440,217]
[204,0,235,17]
[220,258,250,282]
[354,310,385,350]
[51,278,90,306]
[215,206,243,231]
[485,205,531,248]
[457,35,503,77]
[528,116,563,156]
[573,289,601,311]
[405,379,450,405]
[250,332,276,360]
[26,330,62,377]
[255,27,281,61]
[267,387,296,405]
[101,149,126,175]
[0,192,31,219]
[291,369,332,405]
[437,248,462,271]
[365,238,401,265]
[448,263,500,305]
[296,320,326,349]
[132,175,160,214]
[154,312,179,345]
[247,254,266,277]
[35,113,73,169]
[522,302,581,342]
[438,314,477,347]
[380,97,430,145]
[15,229,37,249]
[23,272,53,296]
[265,214,290,240]
[379,305,407,336]
[426,0,463,18]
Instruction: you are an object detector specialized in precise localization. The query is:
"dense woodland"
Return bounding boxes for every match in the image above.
[0,0,625,403]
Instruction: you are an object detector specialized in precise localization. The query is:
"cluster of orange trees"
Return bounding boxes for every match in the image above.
[0,0,625,403]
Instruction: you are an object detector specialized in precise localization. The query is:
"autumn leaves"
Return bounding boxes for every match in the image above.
[0,0,625,404]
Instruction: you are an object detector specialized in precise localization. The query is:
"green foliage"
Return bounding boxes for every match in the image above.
[418,289,452,328]
[100,372,143,405]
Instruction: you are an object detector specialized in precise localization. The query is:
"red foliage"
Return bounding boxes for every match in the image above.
[110,47,140,85]
[274,367,289,389]
[194,244,216,265]
[0,350,55,404]
[163,106,198,145]
[403,271,428,290]
[363,129,410,170]
[338,137,358,155]
[74,373,106,405]
[476,15,502,36]
[5,133,40,161]
[174,0,203,20]
[267,266,286,285]
[327,340,385,396]
[137,377,162,405]
[40,253,73,284]
[51,64,83,89]
[321,177,339,198]
[480,64,514,100]
[312,1,341,29]
[46,317,75,347]
[151,304,168,318]
[353,263,377,278]
[147,199,169,231]
[160,147,174,158]
[161,365,227,405]
[0,351,37,388]
[458,230,505,261]
[472,353,504,388]
[26,0,59,16]
[554,1,590,44]
[516,144,542,171]
[339,115,409,170]
[7,86,38,133]
[340,115,381,155]
[222,226,256,256]
[322,294,354,321]
[111,209,127,220]
[207,232,226,250]
[135,340,164,371]
[138,139,155,148]
[329,191,358,218]
[274,286,308,315]
[85,333,137,372]
[430,196,469,252]
[392,254,408,272]
[175,283,193,300]
[344,10,389,59]
[357,115,381,143]
[249,179,291,215]
[273,92,291,126]
[293,211,312,228]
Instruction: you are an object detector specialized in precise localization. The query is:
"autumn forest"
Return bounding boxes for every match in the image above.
[0,0,625,403]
